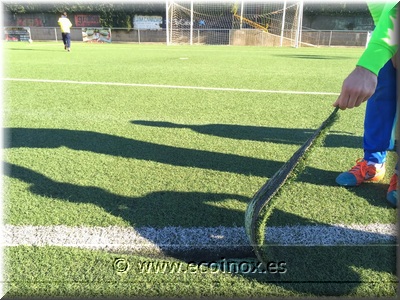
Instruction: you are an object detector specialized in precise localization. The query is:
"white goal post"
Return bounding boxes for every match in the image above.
[166,0,303,47]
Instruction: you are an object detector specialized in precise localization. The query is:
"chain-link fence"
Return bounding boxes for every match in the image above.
[13,27,370,47]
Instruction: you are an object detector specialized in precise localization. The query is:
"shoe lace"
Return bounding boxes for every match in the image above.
[348,159,373,180]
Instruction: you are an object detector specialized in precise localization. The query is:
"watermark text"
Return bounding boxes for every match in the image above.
[113,258,287,275]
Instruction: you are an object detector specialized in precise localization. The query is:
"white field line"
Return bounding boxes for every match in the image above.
[2,224,396,254]
[2,78,340,96]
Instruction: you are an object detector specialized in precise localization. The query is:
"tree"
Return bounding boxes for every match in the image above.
[303,1,370,17]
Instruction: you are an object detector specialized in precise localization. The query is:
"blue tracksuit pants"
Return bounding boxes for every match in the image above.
[62,32,71,48]
[363,59,397,164]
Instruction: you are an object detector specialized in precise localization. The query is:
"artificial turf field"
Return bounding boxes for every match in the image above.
[2,41,398,298]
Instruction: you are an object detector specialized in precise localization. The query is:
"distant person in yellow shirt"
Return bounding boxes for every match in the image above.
[58,12,72,52]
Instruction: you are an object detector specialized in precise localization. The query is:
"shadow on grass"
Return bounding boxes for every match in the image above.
[4,162,247,228]
[131,120,362,148]
[130,121,397,208]
[5,127,393,211]
[254,243,397,296]
[5,161,397,296]
[6,48,34,51]
[3,126,354,185]
[272,54,356,60]
[4,127,283,178]
[4,126,397,296]
[219,209,396,296]
[297,166,393,209]
[6,47,65,52]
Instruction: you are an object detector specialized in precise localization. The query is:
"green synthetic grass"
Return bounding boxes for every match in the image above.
[250,107,340,252]
[3,42,397,297]
[4,246,300,298]
[4,42,359,91]
[5,246,397,298]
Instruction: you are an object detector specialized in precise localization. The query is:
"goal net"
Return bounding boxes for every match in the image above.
[166,0,303,47]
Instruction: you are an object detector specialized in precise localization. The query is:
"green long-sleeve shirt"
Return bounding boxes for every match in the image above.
[357,2,398,75]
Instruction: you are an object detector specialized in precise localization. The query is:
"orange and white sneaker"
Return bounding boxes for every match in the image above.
[335,159,386,187]
[386,173,398,208]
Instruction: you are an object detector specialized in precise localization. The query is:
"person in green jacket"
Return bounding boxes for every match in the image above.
[58,12,72,52]
[334,2,398,207]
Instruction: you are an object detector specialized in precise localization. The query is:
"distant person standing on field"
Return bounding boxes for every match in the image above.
[58,12,72,52]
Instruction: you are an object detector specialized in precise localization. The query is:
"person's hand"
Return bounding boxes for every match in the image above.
[332,66,377,110]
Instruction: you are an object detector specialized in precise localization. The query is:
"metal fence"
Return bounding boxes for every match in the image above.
[27,27,166,43]
[19,27,370,47]
[301,30,370,47]
[30,27,83,41]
